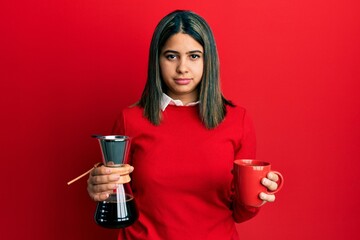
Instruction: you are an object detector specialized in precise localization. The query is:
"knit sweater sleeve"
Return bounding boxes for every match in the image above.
[232,109,260,222]
[234,109,256,159]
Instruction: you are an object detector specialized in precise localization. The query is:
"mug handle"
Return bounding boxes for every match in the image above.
[266,170,284,194]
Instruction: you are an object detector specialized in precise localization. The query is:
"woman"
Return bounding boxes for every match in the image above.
[88,10,281,240]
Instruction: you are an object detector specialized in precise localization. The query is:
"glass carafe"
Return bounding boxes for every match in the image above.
[94,135,138,228]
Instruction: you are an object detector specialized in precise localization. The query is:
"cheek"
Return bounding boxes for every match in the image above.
[194,63,204,78]
[159,62,172,77]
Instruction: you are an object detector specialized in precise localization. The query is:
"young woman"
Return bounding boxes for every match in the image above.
[87,10,281,240]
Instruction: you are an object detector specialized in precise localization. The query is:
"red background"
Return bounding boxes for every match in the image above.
[2,0,359,239]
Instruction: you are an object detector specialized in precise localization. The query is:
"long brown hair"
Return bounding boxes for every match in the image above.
[139,10,233,129]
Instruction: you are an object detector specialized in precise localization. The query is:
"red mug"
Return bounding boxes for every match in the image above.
[233,159,284,207]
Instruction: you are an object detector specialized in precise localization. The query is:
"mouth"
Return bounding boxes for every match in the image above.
[174,78,192,85]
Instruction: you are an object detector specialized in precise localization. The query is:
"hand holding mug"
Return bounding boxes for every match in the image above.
[259,171,281,203]
[233,159,284,207]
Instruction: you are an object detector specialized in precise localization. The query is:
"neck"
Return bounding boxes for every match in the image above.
[167,92,199,105]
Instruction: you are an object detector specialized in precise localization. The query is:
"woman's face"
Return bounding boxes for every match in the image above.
[159,33,204,104]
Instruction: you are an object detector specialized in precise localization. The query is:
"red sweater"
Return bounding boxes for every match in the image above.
[113,104,259,240]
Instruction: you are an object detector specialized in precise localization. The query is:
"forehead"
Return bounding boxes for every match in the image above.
[161,33,203,52]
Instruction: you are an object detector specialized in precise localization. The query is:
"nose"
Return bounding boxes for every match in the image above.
[176,58,189,73]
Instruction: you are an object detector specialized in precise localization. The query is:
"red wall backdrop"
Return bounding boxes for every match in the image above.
[2,0,359,239]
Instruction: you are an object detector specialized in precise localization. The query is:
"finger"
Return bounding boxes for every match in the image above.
[93,164,134,176]
[267,172,279,182]
[261,178,278,191]
[113,164,134,176]
[259,192,276,202]
[89,192,112,202]
[89,181,119,193]
[87,181,118,199]
[90,174,118,184]
[112,175,131,184]
[91,165,110,176]
[87,183,109,201]
[90,174,131,185]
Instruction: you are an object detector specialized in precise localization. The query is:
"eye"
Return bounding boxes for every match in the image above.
[190,54,201,60]
[165,54,177,60]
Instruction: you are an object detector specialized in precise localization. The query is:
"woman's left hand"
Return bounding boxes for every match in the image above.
[259,172,280,203]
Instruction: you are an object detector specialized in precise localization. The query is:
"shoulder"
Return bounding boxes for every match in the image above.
[222,103,254,129]
[225,103,247,118]
[114,104,144,126]
[119,103,144,120]
[119,104,145,123]
[120,104,151,127]
[122,104,142,114]
[113,104,146,135]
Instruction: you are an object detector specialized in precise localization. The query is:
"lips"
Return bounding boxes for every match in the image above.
[174,78,192,85]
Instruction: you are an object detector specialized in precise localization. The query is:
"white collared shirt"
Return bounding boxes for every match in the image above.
[160,93,200,111]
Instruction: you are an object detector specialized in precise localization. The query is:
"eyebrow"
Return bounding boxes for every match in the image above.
[162,50,203,54]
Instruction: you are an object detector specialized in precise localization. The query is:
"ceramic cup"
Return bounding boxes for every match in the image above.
[233,159,284,207]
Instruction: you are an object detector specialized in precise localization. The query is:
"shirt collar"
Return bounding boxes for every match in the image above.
[160,93,200,111]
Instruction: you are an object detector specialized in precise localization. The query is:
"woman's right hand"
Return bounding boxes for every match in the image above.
[87,164,134,201]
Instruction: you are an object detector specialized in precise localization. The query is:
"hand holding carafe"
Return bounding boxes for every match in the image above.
[87,164,134,202]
